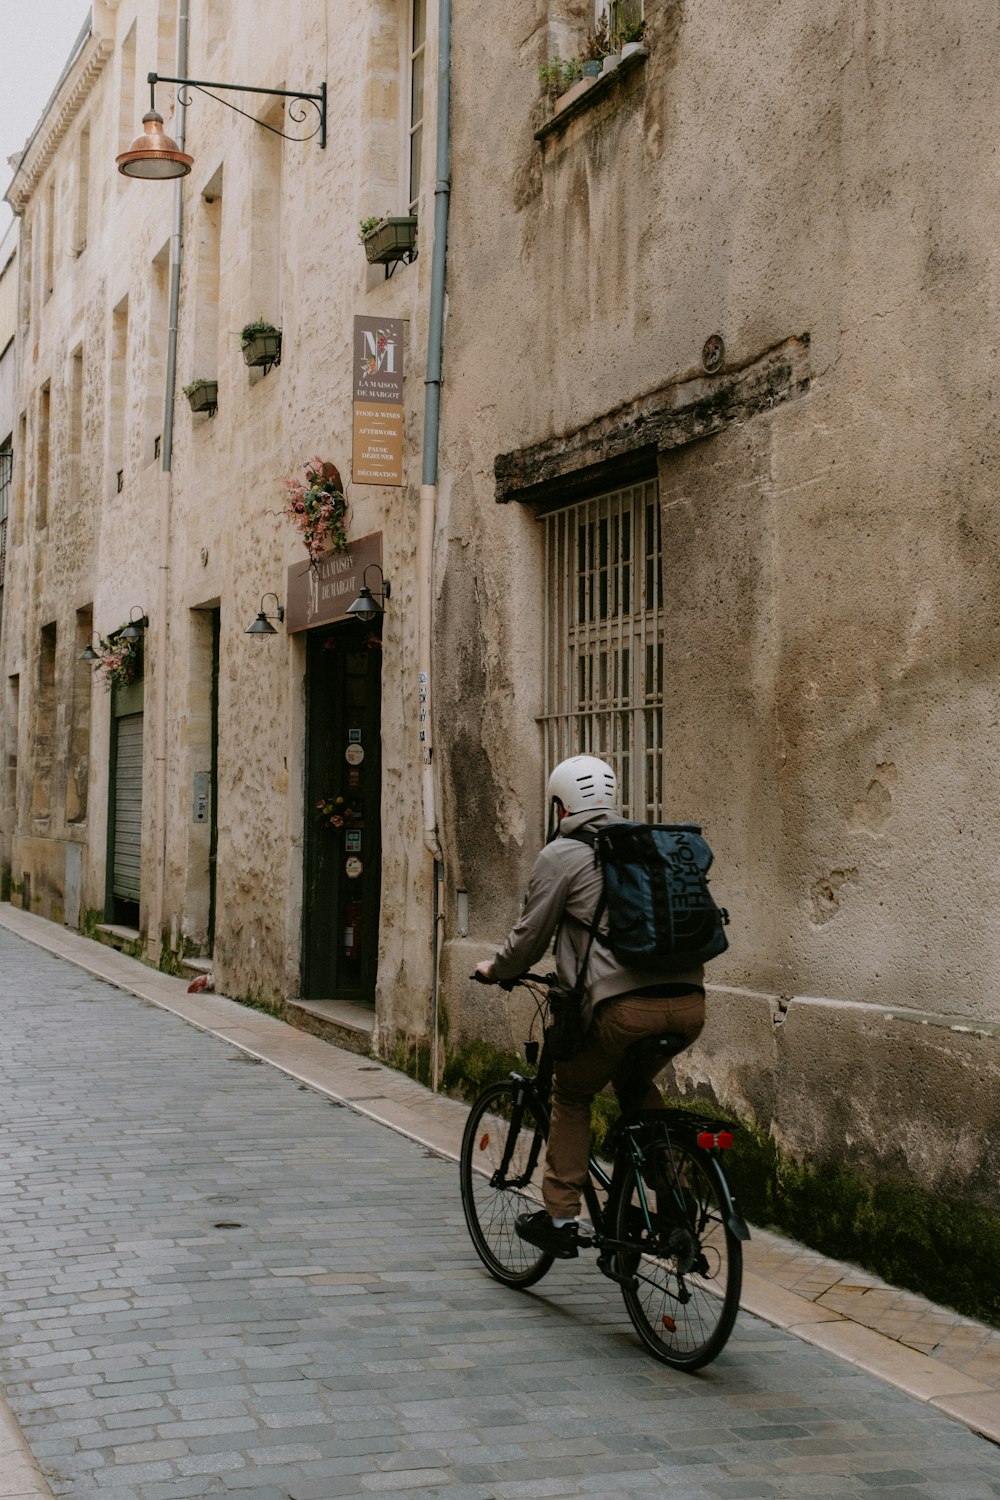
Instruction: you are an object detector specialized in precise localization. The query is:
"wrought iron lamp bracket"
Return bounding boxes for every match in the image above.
[148,72,327,148]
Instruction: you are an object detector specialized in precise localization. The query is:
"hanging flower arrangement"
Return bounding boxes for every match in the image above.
[315,795,361,830]
[283,457,348,564]
[95,634,139,693]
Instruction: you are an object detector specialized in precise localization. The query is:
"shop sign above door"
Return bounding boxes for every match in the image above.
[352,316,405,486]
[285,531,383,633]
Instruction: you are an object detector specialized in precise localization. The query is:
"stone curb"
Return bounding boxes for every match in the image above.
[1,900,998,1476]
[0,1396,55,1500]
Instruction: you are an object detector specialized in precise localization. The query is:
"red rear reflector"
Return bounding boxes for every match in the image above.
[698,1130,734,1149]
[662,1315,676,1332]
[479,1133,490,1151]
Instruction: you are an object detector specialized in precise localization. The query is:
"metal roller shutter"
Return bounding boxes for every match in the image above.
[113,712,144,901]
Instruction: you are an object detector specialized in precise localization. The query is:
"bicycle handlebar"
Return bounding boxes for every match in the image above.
[469,970,557,992]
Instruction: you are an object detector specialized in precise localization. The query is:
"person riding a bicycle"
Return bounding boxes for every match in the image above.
[474,754,706,1261]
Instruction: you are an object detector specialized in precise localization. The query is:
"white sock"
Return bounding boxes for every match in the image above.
[552,1216,577,1229]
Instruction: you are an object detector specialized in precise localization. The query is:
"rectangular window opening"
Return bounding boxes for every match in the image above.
[44,178,56,300]
[74,122,91,255]
[110,296,129,494]
[408,0,426,212]
[36,384,51,528]
[540,480,663,822]
[0,435,10,618]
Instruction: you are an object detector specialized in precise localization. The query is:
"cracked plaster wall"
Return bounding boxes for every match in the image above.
[431,0,1000,1194]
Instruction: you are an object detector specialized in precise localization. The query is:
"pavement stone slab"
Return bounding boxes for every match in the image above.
[3,913,1000,1500]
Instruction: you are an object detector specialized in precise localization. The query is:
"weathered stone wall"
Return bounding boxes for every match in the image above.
[0,0,438,1038]
[433,0,1000,1203]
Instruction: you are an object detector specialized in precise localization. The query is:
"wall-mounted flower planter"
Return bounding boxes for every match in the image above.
[240,329,282,372]
[362,216,418,276]
[184,379,218,415]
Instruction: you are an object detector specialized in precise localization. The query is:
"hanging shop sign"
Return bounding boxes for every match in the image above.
[352,315,405,486]
[285,531,383,633]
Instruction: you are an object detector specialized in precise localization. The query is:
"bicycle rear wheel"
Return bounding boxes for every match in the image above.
[460,1079,554,1288]
[611,1140,742,1370]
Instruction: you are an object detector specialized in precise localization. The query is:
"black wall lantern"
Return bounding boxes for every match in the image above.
[120,607,149,643]
[245,593,285,637]
[346,565,391,623]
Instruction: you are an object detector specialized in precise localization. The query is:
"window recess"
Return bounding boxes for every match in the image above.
[539,480,664,822]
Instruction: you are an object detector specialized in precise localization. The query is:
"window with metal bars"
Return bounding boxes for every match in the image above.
[539,481,664,821]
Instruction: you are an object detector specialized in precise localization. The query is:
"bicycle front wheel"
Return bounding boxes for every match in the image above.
[612,1140,742,1371]
[460,1080,554,1288]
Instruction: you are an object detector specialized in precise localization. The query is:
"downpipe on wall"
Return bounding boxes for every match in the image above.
[150,0,189,962]
[421,0,452,1089]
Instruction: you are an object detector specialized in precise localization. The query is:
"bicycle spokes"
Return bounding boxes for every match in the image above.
[612,1140,742,1370]
[460,1080,554,1290]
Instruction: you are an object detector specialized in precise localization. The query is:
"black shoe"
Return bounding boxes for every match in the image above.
[515,1210,579,1259]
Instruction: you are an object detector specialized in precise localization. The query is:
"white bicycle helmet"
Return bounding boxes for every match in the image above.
[546,755,619,816]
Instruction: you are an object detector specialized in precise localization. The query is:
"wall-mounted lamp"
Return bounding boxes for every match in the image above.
[78,634,102,663]
[346,565,391,623]
[117,72,328,179]
[120,607,149,643]
[245,593,285,637]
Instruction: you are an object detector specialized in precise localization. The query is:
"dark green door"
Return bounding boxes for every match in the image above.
[303,622,383,1002]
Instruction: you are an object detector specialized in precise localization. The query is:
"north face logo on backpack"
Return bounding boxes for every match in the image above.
[572,822,729,971]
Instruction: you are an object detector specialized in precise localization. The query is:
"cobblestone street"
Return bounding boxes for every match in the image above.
[2,925,1000,1500]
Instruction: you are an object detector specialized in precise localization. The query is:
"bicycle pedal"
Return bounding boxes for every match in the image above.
[576,1231,594,1248]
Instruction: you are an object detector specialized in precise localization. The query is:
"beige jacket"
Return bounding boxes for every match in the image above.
[488,809,704,1029]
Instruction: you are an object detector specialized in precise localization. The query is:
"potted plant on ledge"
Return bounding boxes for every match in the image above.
[539,55,583,100]
[182,378,218,415]
[360,214,418,271]
[240,319,282,372]
[618,16,647,58]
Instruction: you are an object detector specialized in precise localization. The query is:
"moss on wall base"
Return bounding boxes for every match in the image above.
[391,1034,433,1088]
[388,1033,1000,1330]
[230,988,286,1019]
[724,1116,1000,1328]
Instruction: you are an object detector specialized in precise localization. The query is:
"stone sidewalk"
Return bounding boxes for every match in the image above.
[1,902,998,1500]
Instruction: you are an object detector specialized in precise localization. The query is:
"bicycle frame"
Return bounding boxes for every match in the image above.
[497,1065,748,1254]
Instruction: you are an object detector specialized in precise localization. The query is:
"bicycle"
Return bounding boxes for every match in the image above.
[459,973,750,1372]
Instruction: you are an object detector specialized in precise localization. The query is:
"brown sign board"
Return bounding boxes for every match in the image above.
[352,402,404,485]
[352,316,405,486]
[285,531,383,634]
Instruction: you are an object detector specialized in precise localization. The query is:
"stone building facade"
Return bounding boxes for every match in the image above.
[2,0,999,1243]
[1,0,441,1054]
[0,223,16,643]
[431,0,1000,1224]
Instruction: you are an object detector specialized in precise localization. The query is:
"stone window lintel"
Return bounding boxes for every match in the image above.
[494,334,812,506]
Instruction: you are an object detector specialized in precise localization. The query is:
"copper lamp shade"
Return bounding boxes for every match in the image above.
[116,111,193,179]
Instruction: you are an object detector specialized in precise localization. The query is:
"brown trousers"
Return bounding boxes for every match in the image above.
[542,988,706,1220]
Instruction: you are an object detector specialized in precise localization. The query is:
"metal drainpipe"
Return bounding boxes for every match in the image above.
[151,0,188,960]
[421,0,452,1088]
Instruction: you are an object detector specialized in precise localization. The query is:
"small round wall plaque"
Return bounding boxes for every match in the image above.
[345,744,365,765]
[702,334,725,374]
[345,856,363,879]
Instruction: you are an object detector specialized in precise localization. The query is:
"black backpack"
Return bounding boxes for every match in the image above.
[571,821,729,972]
